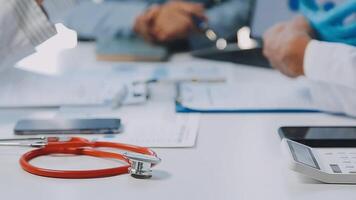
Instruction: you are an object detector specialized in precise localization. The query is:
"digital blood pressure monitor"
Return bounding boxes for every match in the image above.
[282,139,356,184]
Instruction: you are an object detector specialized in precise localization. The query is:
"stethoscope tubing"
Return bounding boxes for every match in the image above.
[19,140,156,179]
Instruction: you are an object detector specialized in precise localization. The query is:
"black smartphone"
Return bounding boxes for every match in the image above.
[14,118,122,135]
[278,126,356,147]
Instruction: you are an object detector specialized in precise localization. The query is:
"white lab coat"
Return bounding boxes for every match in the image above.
[303,40,356,117]
[0,0,56,71]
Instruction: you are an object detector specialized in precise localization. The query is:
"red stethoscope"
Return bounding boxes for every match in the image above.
[0,137,161,179]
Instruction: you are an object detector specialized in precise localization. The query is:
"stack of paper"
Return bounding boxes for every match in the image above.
[0,68,126,107]
[57,101,200,148]
[176,78,318,113]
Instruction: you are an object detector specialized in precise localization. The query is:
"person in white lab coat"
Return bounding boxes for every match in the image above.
[263,16,356,117]
[0,0,56,71]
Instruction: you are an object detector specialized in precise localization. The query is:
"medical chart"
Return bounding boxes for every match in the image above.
[176,64,319,112]
[0,68,126,107]
[177,81,316,112]
[56,101,200,148]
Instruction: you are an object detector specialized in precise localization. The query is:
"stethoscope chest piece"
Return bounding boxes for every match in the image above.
[123,152,161,179]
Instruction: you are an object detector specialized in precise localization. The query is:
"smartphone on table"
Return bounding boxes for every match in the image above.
[14,118,122,135]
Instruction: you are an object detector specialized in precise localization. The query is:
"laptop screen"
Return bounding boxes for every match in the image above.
[250,0,297,40]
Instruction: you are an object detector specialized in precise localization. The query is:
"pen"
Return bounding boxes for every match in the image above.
[192,15,218,42]
[111,85,129,109]
[192,15,228,49]
[133,77,226,85]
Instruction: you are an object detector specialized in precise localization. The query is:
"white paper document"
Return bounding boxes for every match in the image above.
[177,79,317,112]
[148,60,228,82]
[56,102,200,147]
[2,60,229,108]
[0,68,125,107]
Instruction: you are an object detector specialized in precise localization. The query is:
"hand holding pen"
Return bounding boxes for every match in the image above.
[134,1,207,43]
[134,1,227,49]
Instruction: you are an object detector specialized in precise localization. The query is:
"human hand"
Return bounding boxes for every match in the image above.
[263,16,314,77]
[152,1,206,42]
[36,0,43,5]
[134,5,161,42]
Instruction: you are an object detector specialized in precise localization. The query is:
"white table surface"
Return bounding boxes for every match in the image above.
[2,38,356,200]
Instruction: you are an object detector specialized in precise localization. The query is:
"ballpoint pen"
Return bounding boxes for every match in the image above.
[131,77,226,102]
[192,15,218,41]
[192,15,228,49]
[132,77,226,85]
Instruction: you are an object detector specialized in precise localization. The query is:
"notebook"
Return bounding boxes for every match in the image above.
[96,37,169,62]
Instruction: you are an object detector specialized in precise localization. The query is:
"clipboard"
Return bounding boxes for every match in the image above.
[175,101,320,113]
[174,82,321,113]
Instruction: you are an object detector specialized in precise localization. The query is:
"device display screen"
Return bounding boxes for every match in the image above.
[14,118,121,135]
[287,140,320,169]
[279,127,356,147]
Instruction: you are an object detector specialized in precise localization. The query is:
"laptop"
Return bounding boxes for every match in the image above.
[192,0,297,68]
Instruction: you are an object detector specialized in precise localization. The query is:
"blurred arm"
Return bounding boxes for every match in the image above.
[189,0,252,49]
[0,0,56,70]
[308,80,356,117]
[304,40,356,90]
[47,0,149,39]
[304,40,356,117]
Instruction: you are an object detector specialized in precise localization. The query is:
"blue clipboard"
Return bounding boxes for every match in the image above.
[175,100,320,113]
[174,83,321,113]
